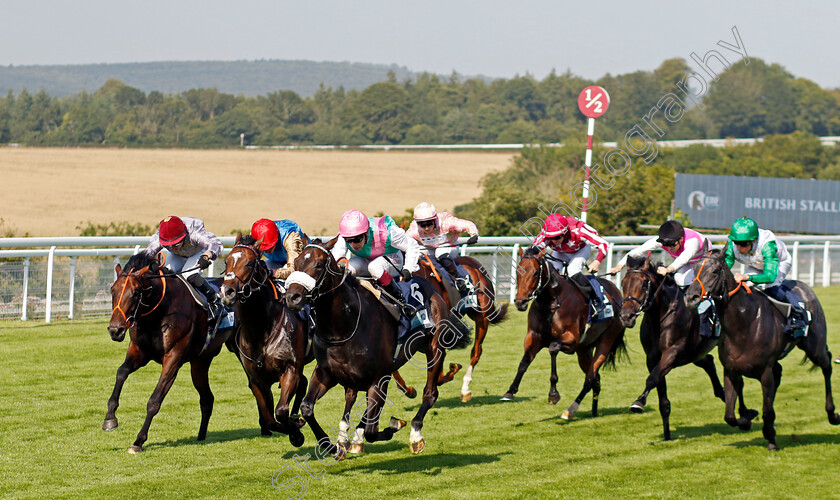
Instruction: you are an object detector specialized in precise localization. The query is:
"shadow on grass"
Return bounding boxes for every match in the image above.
[345,451,507,475]
[530,405,629,424]
[726,432,840,449]
[431,394,535,409]
[143,427,287,451]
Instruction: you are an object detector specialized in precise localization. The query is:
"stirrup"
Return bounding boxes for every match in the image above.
[454,277,470,291]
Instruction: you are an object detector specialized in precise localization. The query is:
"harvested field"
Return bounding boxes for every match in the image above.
[0,148,514,236]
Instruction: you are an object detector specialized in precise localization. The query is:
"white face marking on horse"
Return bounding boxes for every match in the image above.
[231,252,241,268]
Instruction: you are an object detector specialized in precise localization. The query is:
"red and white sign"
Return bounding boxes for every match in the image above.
[577,86,610,118]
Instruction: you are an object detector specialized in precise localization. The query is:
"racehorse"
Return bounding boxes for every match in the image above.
[284,236,469,457]
[502,246,626,421]
[219,235,312,446]
[618,254,732,440]
[104,252,233,453]
[415,251,509,402]
[685,249,839,450]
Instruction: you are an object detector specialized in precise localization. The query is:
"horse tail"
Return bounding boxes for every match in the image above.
[487,302,509,325]
[602,332,629,371]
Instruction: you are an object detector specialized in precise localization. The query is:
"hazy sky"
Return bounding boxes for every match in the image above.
[2,0,837,88]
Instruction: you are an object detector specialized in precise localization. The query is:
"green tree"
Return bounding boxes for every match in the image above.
[341,82,412,144]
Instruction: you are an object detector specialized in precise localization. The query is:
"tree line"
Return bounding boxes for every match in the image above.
[1,57,839,147]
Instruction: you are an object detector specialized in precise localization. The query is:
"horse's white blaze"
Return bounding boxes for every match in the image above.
[231,253,241,267]
[224,272,236,280]
[410,427,423,444]
[460,365,474,395]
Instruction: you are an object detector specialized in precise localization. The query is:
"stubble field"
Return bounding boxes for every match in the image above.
[0,148,513,237]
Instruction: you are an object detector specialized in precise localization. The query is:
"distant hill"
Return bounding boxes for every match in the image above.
[0,60,424,97]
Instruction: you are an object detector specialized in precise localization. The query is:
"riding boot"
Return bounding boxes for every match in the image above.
[766,284,810,338]
[187,273,223,319]
[381,280,417,319]
[570,272,600,313]
[697,299,718,337]
[439,255,468,291]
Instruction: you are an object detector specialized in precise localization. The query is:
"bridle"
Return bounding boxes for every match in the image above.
[112,266,166,329]
[223,244,277,302]
[691,251,752,302]
[621,269,654,318]
[518,252,553,302]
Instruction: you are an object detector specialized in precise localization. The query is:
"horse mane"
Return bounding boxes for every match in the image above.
[626,254,660,273]
[240,234,258,247]
[124,253,155,273]
[523,245,542,258]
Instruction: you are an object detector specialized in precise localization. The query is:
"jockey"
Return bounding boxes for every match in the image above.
[332,209,422,317]
[533,213,608,313]
[724,217,809,335]
[610,220,710,287]
[406,202,479,291]
[610,220,718,336]
[142,216,223,318]
[250,218,308,280]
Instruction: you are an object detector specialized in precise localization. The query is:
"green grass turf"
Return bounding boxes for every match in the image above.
[2,288,840,499]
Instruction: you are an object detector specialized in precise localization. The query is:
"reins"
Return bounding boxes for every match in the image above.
[692,250,752,301]
[225,244,278,301]
[112,266,167,329]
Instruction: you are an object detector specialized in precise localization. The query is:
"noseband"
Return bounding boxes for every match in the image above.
[112,267,166,329]
[691,251,752,302]
[286,244,348,302]
[622,269,653,318]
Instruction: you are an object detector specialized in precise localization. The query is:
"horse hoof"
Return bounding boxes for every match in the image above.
[500,393,514,402]
[738,420,752,431]
[461,392,472,403]
[449,363,462,374]
[389,417,407,431]
[334,443,347,461]
[102,419,118,431]
[629,402,645,414]
[742,409,759,421]
[127,445,143,454]
[768,442,778,451]
[828,413,840,426]
[260,428,273,436]
[290,432,305,448]
[348,442,365,454]
[561,410,572,420]
[409,439,426,454]
[404,387,418,399]
[548,393,560,405]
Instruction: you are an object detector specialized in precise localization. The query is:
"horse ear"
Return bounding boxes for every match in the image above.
[538,247,548,258]
[643,252,652,269]
[517,246,524,257]
[234,232,242,246]
[115,263,122,275]
[254,235,265,250]
[324,235,339,251]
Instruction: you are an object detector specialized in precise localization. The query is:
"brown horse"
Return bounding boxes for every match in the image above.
[415,252,509,402]
[284,237,469,457]
[685,249,839,450]
[502,246,626,420]
[219,235,312,446]
[618,254,735,440]
[104,252,233,453]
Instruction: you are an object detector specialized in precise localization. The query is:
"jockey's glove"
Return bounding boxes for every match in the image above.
[466,235,479,245]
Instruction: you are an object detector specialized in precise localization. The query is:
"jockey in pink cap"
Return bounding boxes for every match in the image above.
[332,209,422,316]
[406,202,479,291]
[534,213,609,314]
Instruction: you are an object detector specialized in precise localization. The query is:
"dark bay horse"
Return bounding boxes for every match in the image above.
[415,252,509,402]
[104,253,233,453]
[285,237,468,457]
[685,249,839,450]
[502,246,626,421]
[219,235,313,446]
[618,254,732,440]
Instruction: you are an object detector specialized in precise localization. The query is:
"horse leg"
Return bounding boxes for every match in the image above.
[761,362,781,450]
[391,370,417,399]
[276,366,305,447]
[461,314,489,403]
[300,365,345,460]
[103,341,149,431]
[340,388,364,454]
[630,348,666,413]
[501,331,543,401]
[723,372,752,431]
[655,375,672,440]
[129,353,182,453]
[694,354,725,402]
[362,381,404,445]
[410,340,446,454]
[800,336,840,425]
[290,372,308,424]
[247,378,280,436]
[562,349,595,420]
[548,341,561,404]
[436,363,462,386]
[189,357,215,442]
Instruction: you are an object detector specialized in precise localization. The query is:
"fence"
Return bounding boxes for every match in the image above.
[2,235,840,322]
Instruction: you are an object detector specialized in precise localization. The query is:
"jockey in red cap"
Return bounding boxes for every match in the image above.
[143,216,224,317]
[250,218,308,280]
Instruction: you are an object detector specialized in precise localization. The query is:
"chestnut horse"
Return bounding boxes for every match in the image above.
[502,246,626,420]
[685,249,839,450]
[104,253,233,453]
[219,235,313,446]
[285,237,469,457]
[618,254,735,440]
[415,252,509,402]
